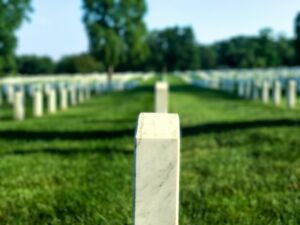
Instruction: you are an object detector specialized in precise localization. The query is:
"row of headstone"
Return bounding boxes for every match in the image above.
[184,72,298,109]
[134,80,180,225]
[236,79,297,108]
[155,81,169,113]
[12,83,94,121]
[0,72,151,121]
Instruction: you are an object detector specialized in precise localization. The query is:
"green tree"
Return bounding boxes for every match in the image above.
[117,0,148,71]
[199,45,217,69]
[17,55,54,75]
[276,35,295,66]
[0,0,32,76]
[55,54,102,74]
[146,26,200,72]
[256,28,281,67]
[295,12,300,65]
[82,0,148,80]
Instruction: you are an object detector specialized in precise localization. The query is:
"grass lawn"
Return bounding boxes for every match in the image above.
[0,76,299,224]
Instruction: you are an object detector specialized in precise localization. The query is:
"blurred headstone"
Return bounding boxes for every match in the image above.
[155,81,169,113]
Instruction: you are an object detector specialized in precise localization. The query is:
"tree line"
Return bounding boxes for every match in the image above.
[1,0,300,76]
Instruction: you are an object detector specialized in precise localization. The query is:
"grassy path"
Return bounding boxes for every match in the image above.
[0,76,299,224]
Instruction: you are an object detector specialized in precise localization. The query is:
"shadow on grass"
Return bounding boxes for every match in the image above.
[0,119,299,141]
[52,116,136,125]
[0,129,134,141]
[3,146,132,156]
[172,84,241,99]
[182,119,300,136]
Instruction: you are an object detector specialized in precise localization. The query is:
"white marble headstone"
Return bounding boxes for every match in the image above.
[262,81,270,104]
[33,90,43,117]
[59,87,68,110]
[134,113,180,225]
[47,89,57,114]
[7,85,14,104]
[287,80,297,108]
[14,91,25,121]
[273,80,282,106]
[155,81,169,113]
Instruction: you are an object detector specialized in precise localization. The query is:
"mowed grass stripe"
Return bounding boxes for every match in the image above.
[0,76,299,224]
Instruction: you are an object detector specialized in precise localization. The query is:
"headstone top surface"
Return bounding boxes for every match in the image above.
[156,81,168,89]
[136,113,179,140]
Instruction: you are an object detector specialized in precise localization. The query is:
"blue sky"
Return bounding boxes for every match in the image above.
[16,0,300,60]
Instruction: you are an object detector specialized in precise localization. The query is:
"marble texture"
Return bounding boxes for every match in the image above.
[33,90,43,117]
[134,113,180,225]
[262,81,270,104]
[287,80,297,108]
[14,91,25,121]
[155,81,169,113]
[272,81,282,106]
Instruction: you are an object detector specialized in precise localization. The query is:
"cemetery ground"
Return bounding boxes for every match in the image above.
[0,76,299,225]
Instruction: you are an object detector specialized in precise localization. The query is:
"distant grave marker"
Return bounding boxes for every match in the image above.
[47,88,57,114]
[14,90,25,121]
[33,88,43,117]
[262,81,270,104]
[59,85,68,110]
[273,80,282,106]
[287,80,297,108]
[155,81,169,113]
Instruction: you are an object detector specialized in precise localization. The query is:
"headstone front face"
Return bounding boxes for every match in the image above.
[47,89,57,114]
[33,89,43,117]
[262,81,270,104]
[7,85,15,104]
[60,87,68,110]
[14,91,25,121]
[134,113,180,225]
[273,80,282,106]
[155,81,169,113]
[287,80,297,108]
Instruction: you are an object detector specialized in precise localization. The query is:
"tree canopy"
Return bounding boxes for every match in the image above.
[0,2,299,75]
[17,55,54,75]
[82,0,148,78]
[0,0,32,75]
[55,54,102,74]
[295,12,300,65]
[145,27,200,72]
